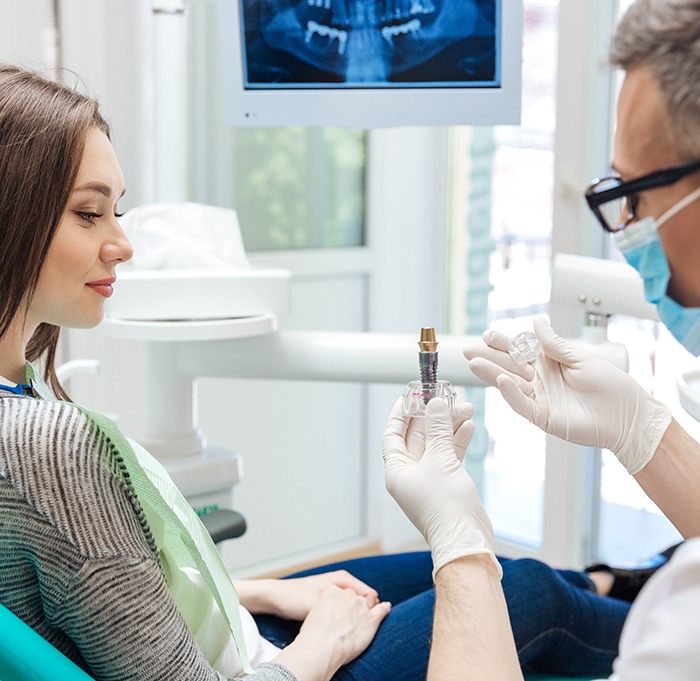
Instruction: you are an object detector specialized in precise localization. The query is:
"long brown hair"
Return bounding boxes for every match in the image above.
[0,65,110,399]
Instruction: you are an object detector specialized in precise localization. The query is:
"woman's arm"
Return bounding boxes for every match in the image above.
[269,586,391,681]
[57,555,232,680]
[234,571,380,620]
[235,575,391,681]
[1,400,277,680]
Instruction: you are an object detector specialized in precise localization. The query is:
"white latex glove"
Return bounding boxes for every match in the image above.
[464,316,672,475]
[382,398,501,580]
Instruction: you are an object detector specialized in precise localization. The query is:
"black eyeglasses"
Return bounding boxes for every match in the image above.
[585,158,700,233]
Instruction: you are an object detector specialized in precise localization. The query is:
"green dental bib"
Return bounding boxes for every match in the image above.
[26,365,252,675]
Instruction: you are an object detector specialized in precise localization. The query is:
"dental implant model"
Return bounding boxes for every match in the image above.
[508,331,542,364]
[418,326,438,384]
[402,327,458,417]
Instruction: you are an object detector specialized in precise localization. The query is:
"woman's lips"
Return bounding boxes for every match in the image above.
[86,279,115,298]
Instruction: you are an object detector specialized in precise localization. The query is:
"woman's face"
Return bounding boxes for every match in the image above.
[28,127,133,330]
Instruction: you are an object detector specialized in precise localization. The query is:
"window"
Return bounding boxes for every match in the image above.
[448,0,559,548]
[188,1,366,252]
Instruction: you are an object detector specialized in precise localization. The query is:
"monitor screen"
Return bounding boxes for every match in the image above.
[219,0,522,128]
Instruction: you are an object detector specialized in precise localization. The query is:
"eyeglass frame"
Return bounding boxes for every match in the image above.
[585,158,700,233]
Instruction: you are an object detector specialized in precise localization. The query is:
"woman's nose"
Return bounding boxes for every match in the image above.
[102,221,134,264]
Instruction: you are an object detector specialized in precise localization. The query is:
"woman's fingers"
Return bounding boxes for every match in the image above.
[327,571,380,605]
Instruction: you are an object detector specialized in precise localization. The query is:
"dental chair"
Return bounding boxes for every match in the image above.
[0,602,93,681]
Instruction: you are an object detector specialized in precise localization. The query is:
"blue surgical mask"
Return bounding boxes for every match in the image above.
[614,185,700,354]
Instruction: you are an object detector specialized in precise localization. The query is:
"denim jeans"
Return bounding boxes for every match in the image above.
[254,552,630,680]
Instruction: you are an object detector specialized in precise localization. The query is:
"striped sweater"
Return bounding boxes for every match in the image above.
[0,391,296,681]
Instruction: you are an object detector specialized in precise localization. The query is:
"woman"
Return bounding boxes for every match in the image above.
[0,63,395,681]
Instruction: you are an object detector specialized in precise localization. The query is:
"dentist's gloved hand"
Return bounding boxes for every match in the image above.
[464,316,672,475]
[382,398,500,580]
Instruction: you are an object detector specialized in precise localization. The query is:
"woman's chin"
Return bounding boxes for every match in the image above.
[69,311,106,330]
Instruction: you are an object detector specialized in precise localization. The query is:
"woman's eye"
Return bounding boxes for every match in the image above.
[76,211,103,224]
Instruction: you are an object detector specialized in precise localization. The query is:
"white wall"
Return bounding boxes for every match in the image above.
[0,0,57,67]
[59,0,156,209]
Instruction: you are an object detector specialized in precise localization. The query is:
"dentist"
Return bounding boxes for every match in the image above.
[386,0,700,679]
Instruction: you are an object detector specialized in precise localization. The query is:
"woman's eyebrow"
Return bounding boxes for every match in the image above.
[72,182,126,199]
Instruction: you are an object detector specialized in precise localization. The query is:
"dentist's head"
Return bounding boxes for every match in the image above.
[585,0,700,354]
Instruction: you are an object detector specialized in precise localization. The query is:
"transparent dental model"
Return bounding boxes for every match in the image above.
[402,327,458,417]
[508,331,542,364]
[402,379,458,417]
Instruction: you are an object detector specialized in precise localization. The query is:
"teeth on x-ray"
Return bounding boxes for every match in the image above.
[306,0,436,26]
[410,1,436,15]
[381,18,421,45]
[381,0,434,22]
[305,20,349,55]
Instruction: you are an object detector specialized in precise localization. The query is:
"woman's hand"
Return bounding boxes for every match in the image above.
[273,584,391,681]
[235,570,380,621]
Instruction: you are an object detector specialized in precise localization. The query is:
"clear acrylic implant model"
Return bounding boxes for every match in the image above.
[402,327,458,417]
[507,331,542,364]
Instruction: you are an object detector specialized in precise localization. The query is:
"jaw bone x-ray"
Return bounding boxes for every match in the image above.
[242,0,499,87]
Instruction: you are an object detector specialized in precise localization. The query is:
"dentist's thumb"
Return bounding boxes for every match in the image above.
[424,398,455,462]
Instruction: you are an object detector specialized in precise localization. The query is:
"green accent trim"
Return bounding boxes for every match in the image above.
[194,504,220,517]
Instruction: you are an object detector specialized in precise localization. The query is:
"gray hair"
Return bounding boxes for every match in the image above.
[611,0,700,158]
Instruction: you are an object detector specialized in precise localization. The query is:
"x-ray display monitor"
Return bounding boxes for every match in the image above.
[219,0,522,128]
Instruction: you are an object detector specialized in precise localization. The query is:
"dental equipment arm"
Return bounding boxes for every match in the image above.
[382,398,522,680]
